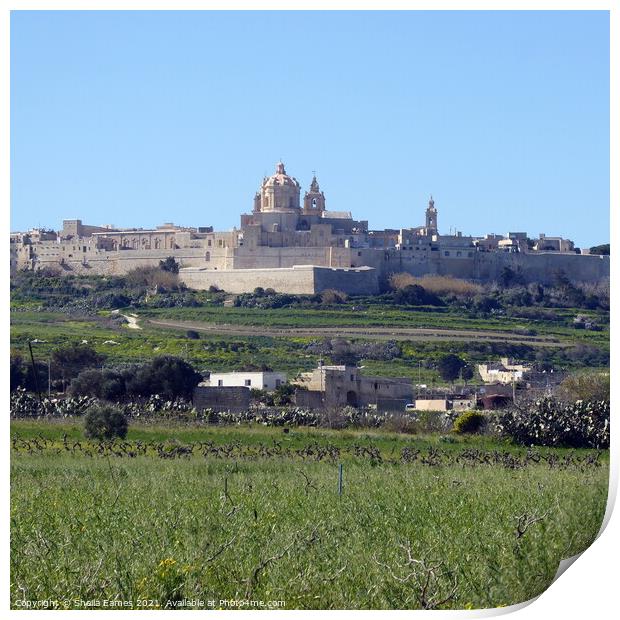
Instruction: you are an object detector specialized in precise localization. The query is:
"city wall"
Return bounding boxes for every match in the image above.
[30,247,209,276]
[17,239,609,290]
[179,265,379,295]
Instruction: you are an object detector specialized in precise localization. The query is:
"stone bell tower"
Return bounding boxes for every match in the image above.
[425,195,438,235]
[303,174,326,213]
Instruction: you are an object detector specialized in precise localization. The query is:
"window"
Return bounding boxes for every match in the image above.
[357,251,362,257]
[244,379,251,386]
[207,239,212,247]
[276,379,282,387]
[205,251,210,262]
[350,374,355,381]
[444,251,450,256]
[456,251,462,257]
[217,379,223,386]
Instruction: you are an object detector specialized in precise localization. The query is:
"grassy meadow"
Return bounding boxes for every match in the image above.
[10,274,610,609]
[10,421,608,610]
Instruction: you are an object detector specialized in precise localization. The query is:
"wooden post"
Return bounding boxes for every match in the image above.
[28,342,42,404]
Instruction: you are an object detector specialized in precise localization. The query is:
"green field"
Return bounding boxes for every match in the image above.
[11,421,608,610]
[9,301,609,384]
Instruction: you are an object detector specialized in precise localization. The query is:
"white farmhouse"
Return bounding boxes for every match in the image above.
[207,371,287,391]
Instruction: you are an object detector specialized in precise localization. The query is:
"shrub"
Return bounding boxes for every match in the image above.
[389,273,482,297]
[159,257,180,273]
[382,413,418,434]
[51,343,105,386]
[497,397,609,449]
[557,371,609,402]
[125,266,180,291]
[84,405,128,440]
[186,330,200,340]
[321,289,348,305]
[393,284,443,306]
[453,411,486,434]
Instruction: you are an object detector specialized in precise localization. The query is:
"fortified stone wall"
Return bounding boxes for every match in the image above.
[231,245,353,269]
[474,251,610,285]
[31,247,209,276]
[313,266,378,294]
[354,247,609,285]
[179,265,379,295]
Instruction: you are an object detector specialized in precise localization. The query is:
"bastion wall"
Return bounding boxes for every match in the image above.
[179,265,379,295]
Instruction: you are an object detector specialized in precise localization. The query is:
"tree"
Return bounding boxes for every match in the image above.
[10,356,25,391]
[589,243,610,256]
[84,405,128,440]
[70,369,126,401]
[273,383,295,406]
[126,356,202,400]
[159,257,180,273]
[51,344,105,387]
[437,354,466,383]
[461,364,475,384]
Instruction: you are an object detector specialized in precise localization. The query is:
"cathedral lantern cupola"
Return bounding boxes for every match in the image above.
[254,161,301,212]
[425,195,438,235]
[303,173,326,213]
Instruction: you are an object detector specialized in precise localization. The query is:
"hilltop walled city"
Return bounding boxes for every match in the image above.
[10,162,609,294]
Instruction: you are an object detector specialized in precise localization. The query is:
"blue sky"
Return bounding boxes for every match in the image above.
[11,10,609,247]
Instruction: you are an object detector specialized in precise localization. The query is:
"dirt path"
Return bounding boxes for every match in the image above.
[122,313,142,330]
[146,318,569,347]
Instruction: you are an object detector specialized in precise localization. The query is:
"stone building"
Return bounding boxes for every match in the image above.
[477,358,531,385]
[10,161,609,292]
[207,371,287,391]
[293,363,413,410]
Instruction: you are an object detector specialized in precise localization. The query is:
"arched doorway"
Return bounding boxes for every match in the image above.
[346,391,358,407]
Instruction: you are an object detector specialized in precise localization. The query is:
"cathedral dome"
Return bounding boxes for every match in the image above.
[256,162,301,212]
[263,162,301,189]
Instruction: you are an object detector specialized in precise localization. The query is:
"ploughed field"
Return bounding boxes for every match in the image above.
[11,422,608,610]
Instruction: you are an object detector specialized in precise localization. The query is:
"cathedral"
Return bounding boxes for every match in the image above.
[10,161,608,294]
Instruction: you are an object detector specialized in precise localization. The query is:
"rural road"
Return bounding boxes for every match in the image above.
[122,313,142,330]
[146,318,569,347]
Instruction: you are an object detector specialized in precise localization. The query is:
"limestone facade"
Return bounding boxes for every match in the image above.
[293,364,413,409]
[10,161,609,293]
